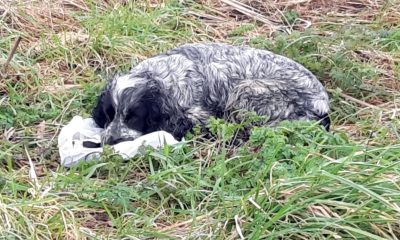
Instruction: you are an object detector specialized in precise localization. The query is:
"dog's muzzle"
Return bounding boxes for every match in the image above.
[102,120,142,145]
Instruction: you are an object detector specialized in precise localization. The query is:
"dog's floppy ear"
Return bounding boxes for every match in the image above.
[146,81,195,139]
[125,79,194,140]
[136,80,166,132]
[92,89,115,128]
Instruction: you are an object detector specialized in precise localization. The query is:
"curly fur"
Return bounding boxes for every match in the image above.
[92,43,330,145]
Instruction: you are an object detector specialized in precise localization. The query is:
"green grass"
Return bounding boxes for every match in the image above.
[1,0,400,239]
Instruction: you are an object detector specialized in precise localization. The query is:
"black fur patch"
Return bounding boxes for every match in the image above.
[92,90,115,128]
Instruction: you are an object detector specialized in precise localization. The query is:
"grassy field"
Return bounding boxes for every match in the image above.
[1,0,400,239]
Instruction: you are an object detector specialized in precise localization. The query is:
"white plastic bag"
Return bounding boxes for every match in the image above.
[57,116,180,167]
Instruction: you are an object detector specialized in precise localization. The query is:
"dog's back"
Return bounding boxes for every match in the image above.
[162,43,330,129]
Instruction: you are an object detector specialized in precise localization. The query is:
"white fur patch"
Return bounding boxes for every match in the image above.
[313,99,330,114]
[112,74,136,105]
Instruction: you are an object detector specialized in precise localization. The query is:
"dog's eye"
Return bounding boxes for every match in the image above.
[126,111,137,119]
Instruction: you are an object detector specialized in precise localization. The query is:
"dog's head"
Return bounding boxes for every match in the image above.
[92,74,167,145]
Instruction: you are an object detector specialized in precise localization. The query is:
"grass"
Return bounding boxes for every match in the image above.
[1,0,400,239]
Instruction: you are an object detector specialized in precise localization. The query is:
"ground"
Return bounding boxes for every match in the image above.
[1,0,400,239]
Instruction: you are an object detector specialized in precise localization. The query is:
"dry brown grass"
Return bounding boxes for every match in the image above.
[193,0,400,41]
[1,1,400,238]
[0,0,85,43]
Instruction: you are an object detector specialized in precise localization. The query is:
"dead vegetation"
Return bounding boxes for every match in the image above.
[193,0,400,37]
[1,0,400,239]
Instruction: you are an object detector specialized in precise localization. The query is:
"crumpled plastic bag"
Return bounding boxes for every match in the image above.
[58,116,180,167]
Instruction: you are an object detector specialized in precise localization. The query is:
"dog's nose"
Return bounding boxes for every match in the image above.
[103,135,125,145]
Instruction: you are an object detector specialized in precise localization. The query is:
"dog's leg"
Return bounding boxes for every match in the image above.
[185,106,212,125]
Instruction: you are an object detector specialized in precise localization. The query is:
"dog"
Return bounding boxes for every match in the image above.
[92,43,330,145]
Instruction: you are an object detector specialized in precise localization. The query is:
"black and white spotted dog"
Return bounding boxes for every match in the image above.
[92,43,330,145]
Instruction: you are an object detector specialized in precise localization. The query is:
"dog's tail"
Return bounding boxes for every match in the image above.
[319,113,331,131]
